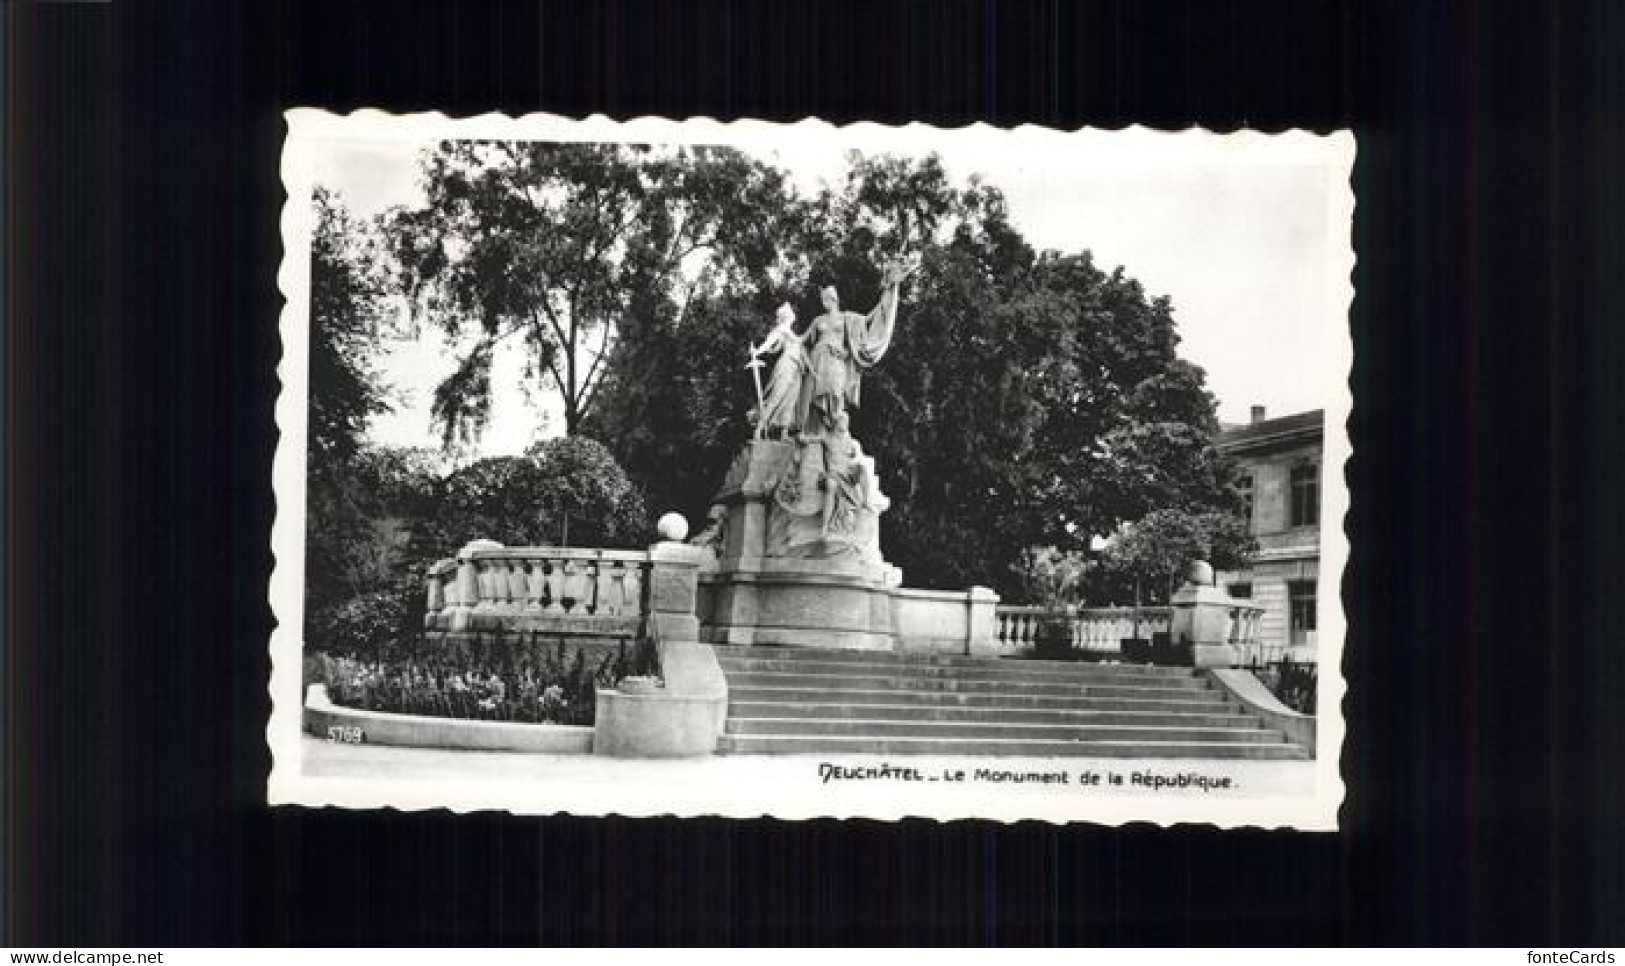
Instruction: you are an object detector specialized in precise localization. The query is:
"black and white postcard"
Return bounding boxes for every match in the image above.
[268,111,1352,828]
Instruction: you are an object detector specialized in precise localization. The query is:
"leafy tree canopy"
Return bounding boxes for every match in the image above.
[422,436,649,554]
[387,141,798,445]
[1099,508,1256,605]
[309,187,395,464]
[306,188,404,636]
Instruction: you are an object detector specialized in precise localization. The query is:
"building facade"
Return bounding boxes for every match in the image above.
[1215,406,1324,664]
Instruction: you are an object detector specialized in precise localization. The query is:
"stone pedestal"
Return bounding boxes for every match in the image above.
[698,439,902,650]
[594,540,728,758]
[1170,582,1239,668]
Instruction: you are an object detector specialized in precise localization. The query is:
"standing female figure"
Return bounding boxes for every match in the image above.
[796,262,911,435]
[749,303,807,439]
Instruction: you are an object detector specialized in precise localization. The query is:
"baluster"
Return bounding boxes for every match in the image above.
[510,561,525,609]
[544,558,566,614]
[623,562,646,615]
[602,561,624,616]
[425,573,443,616]
[586,558,605,614]
[476,561,493,607]
[505,561,526,611]
[560,559,582,613]
[485,560,503,609]
[525,561,547,610]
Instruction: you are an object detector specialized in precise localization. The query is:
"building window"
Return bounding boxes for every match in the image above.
[1228,582,1252,599]
[1237,474,1254,530]
[1289,580,1317,645]
[1290,462,1320,527]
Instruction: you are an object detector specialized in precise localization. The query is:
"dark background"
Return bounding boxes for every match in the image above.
[6,0,1624,946]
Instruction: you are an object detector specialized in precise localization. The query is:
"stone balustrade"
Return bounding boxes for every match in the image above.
[425,543,653,632]
[1227,603,1275,666]
[993,606,1173,655]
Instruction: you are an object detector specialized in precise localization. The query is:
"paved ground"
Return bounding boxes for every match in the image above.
[294,736,1325,825]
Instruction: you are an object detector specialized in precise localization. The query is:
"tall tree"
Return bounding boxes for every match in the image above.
[388,141,796,445]
[309,186,394,463]
[306,187,399,633]
[1025,256,1247,543]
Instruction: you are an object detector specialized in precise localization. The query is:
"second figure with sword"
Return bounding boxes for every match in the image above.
[746,302,807,440]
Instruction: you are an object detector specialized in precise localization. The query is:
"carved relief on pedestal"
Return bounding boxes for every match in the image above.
[762,415,887,564]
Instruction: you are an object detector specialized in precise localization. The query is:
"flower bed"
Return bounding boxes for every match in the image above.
[311,631,658,726]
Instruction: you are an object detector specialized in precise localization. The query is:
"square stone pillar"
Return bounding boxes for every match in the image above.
[648,541,708,642]
[966,585,1002,656]
[1170,583,1239,667]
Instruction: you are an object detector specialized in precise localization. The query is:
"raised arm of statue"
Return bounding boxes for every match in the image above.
[845,261,911,368]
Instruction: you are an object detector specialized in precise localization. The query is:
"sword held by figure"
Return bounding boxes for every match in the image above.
[745,355,767,439]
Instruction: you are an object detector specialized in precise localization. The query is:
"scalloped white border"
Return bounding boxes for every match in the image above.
[267,110,1353,829]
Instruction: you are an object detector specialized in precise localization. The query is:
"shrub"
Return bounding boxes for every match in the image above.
[424,436,649,554]
[317,631,657,726]
[306,572,424,662]
[1256,659,1317,715]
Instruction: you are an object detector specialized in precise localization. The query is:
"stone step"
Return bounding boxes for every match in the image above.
[717,655,1207,686]
[716,646,1192,676]
[725,716,1280,743]
[724,671,1219,700]
[716,734,1311,760]
[726,700,1262,729]
[728,685,1233,713]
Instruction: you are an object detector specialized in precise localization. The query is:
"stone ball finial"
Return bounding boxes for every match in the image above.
[656,512,689,542]
[1186,559,1214,586]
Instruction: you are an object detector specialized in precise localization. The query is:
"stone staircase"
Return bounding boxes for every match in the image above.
[714,646,1311,759]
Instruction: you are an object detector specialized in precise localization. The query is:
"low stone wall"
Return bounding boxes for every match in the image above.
[303,684,593,754]
[593,555,731,758]
[1206,668,1317,754]
[892,586,998,655]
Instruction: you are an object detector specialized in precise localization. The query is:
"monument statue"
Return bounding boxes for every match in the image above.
[703,259,917,648]
[747,303,807,439]
[817,411,873,539]
[794,260,914,435]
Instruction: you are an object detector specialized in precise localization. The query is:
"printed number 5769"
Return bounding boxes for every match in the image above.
[326,725,364,744]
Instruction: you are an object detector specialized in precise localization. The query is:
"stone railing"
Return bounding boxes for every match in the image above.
[425,541,653,632]
[1228,603,1275,667]
[993,606,1173,655]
